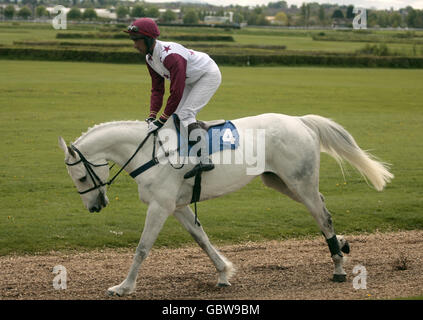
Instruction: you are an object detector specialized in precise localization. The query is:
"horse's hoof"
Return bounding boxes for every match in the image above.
[107,290,121,297]
[217,282,231,288]
[332,274,347,282]
[341,241,350,254]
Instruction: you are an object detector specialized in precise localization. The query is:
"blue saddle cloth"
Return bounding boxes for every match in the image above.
[172,114,240,156]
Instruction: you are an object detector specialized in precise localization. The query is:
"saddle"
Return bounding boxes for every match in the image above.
[172,114,239,156]
[171,114,239,227]
[198,119,226,131]
[172,114,226,132]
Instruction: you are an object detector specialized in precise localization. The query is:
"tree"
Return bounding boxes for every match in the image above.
[246,12,258,25]
[17,6,32,19]
[406,9,423,28]
[367,10,378,27]
[82,8,97,20]
[377,11,390,28]
[216,8,225,16]
[131,5,145,18]
[4,4,15,19]
[406,9,417,27]
[414,10,423,28]
[300,3,311,26]
[390,12,402,28]
[268,1,287,10]
[232,12,244,24]
[116,6,128,19]
[161,9,176,23]
[146,6,159,18]
[183,9,198,24]
[286,13,293,26]
[253,6,262,15]
[274,11,288,25]
[346,5,354,19]
[22,0,37,8]
[332,9,344,19]
[35,5,48,17]
[256,13,270,26]
[197,10,206,21]
[67,7,82,20]
[318,5,325,23]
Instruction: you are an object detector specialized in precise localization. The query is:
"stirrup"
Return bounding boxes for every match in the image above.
[184,163,215,179]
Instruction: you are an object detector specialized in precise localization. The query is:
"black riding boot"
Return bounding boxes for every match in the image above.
[183,122,214,179]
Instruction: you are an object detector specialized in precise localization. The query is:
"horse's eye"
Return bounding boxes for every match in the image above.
[79,176,87,183]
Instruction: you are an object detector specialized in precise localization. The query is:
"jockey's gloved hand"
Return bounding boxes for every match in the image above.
[145,117,155,124]
[147,119,164,134]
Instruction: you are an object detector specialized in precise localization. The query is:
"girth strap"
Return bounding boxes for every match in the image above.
[190,172,202,227]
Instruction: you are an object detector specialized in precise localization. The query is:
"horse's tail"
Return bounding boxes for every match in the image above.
[299,115,393,191]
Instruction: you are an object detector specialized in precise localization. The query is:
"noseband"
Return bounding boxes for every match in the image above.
[65,131,160,195]
[66,145,110,195]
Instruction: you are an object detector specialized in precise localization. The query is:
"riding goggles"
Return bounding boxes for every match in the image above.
[127,25,138,33]
[127,25,145,40]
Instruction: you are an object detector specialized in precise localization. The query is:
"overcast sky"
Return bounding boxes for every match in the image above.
[145,0,423,10]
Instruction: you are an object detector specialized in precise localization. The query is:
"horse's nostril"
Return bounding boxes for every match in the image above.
[89,206,101,213]
[98,193,107,207]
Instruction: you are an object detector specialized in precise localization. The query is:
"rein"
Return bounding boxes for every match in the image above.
[66,129,198,225]
[66,131,156,195]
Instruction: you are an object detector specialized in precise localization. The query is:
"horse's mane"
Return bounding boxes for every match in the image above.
[74,120,145,144]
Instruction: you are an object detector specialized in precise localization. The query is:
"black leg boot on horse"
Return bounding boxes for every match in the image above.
[184,122,215,179]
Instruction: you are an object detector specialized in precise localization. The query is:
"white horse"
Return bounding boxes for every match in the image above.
[58,113,393,297]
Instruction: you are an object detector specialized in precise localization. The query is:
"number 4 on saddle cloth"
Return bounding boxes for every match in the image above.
[172,114,240,157]
[172,114,240,227]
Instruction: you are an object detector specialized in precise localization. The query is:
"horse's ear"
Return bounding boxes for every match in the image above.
[58,136,67,154]
[58,136,76,158]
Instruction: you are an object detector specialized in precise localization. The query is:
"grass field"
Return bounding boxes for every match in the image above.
[1,22,423,57]
[0,60,422,256]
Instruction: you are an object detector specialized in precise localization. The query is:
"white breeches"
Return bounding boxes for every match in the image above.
[175,64,222,127]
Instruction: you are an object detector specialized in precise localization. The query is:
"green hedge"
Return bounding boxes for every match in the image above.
[1,47,422,68]
[13,41,131,48]
[158,23,240,29]
[312,34,423,45]
[56,32,127,39]
[212,54,423,68]
[13,41,286,52]
[0,47,143,64]
[10,42,284,55]
[56,32,235,42]
[162,34,234,42]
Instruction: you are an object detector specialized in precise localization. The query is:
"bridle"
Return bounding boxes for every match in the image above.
[65,121,199,222]
[66,145,110,195]
[66,131,158,195]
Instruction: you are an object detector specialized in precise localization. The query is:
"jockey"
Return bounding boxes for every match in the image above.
[125,18,221,179]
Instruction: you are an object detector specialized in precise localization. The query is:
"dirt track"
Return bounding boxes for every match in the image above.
[1,230,422,300]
